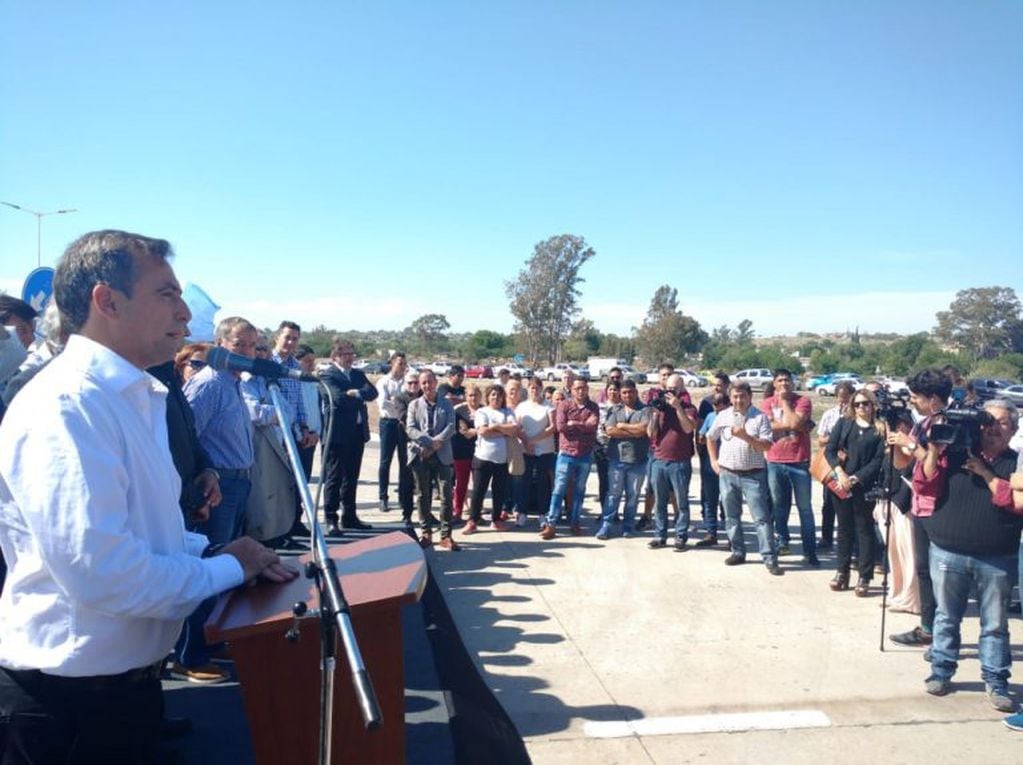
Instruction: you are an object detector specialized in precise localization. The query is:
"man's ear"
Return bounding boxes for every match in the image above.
[90,284,119,320]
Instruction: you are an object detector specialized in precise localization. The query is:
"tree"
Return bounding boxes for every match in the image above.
[734,319,755,344]
[505,234,595,364]
[408,313,450,354]
[562,318,602,361]
[633,285,708,367]
[934,287,1023,359]
[462,330,513,363]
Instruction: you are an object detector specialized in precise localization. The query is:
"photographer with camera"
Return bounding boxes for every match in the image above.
[911,396,1022,712]
[646,373,698,550]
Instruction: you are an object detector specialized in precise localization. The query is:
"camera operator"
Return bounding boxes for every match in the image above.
[886,367,951,649]
[646,373,698,550]
[911,397,1022,711]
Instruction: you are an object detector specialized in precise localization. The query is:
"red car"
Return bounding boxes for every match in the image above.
[464,364,494,379]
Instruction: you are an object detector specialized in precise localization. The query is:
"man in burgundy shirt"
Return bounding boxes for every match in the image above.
[541,378,599,539]
[647,373,698,550]
[761,368,818,564]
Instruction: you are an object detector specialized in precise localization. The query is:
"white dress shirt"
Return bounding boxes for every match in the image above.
[0,335,243,676]
[376,373,403,420]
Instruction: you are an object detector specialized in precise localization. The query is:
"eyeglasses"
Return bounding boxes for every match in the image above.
[853,401,872,408]
[254,346,269,353]
[187,359,207,370]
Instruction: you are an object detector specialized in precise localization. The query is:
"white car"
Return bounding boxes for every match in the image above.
[732,368,774,391]
[495,362,534,378]
[817,375,864,396]
[540,363,587,382]
[426,361,453,376]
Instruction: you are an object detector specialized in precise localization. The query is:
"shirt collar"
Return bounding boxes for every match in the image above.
[64,334,167,396]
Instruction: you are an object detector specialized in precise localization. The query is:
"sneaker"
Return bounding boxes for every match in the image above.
[890,627,933,646]
[648,539,667,549]
[169,662,229,685]
[462,520,478,535]
[540,524,556,540]
[673,539,687,553]
[724,553,746,566]
[777,544,792,556]
[987,684,1016,712]
[635,517,649,532]
[492,519,511,531]
[515,512,528,527]
[595,524,611,540]
[925,675,951,696]
[418,531,433,549]
[694,533,718,548]
[1003,712,1023,731]
[765,562,784,576]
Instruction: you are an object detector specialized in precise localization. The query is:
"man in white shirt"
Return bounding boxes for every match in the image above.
[376,351,410,512]
[0,229,295,764]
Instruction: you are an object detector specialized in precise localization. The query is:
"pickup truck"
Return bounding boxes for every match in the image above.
[539,363,589,382]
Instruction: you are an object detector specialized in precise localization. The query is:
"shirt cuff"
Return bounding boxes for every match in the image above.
[204,553,246,591]
[184,531,209,558]
[991,478,1015,510]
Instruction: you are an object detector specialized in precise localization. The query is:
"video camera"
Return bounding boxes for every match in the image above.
[648,387,692,413]
[929,391,993,454]
[874,388,911,428]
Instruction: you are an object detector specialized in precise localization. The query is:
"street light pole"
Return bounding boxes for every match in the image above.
[1,201,79,267]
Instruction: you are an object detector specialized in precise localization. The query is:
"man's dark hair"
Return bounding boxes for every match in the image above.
[835,380,856,397]
[295,344,315,359]
[54,230,172,334]
[449,364,464,376]
[713,371,730,386]
[773,368,792,381]
[621,379,637,391]
[329,338,355,357]
[609,366,622,376]
[388,351,406,363]
[732,381,752,395]
[0,295,37,325]
[658,362,674,373]
[907,368,952,401]
[277,320,301,334]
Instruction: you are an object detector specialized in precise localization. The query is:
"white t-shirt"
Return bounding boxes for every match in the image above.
[515,400,555,456]
[474,406,515,463]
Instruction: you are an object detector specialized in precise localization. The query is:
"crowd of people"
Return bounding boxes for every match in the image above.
[1,229,1023,763]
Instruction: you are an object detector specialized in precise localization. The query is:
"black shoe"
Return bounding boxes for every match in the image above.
[426,514,441,528]
[817,540,833,551]
[326,523,344,538]
[160,716,193,739]
[694,534,718,548]
[288,522,311,538]
[673,539,687,552]
[766,562,785,576]
[635,517,649,531]
[802,555,821,567]
[648,538,667,549]
[889,627,932,646]
[724,553,745,566]
[342,519,373,531]
[379,498,390,512]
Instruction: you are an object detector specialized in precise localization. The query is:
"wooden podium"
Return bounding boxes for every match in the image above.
[206,531,428,765]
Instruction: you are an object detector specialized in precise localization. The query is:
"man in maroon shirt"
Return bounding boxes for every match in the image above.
[761,368,818,564]
[646,373,698,550]
[541,379,599,539]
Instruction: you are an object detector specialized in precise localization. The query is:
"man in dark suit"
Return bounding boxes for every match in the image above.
[318,338,378,535]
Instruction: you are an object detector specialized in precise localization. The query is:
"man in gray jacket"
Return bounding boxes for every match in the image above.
[406,370,460,550]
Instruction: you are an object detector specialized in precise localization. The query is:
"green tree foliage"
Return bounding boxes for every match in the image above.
[562,318,602,361]
[707,344,804,375]
[406,313,451,355]
[506,234,595,364]
[633,285,707,367]
[934,287,1023,359]
[462,330,513,363]
[972,354,1023,381]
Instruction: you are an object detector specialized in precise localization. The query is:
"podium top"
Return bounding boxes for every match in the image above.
[206,531,428,642]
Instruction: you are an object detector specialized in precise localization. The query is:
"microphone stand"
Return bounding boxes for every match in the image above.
[266,380,382,764]
[877,439,897,652]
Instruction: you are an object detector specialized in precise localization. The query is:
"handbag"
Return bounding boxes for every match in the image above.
[810,427,851,499]
[506,435,525,476]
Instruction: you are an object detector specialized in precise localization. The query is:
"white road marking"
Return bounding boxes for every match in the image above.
[584,709,832,738]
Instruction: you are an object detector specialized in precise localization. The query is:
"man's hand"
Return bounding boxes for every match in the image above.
[346,389,361,398]
[220,537,299,583]
[964,456,994,482]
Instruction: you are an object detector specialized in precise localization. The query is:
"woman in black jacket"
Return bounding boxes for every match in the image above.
[826,389,887,596]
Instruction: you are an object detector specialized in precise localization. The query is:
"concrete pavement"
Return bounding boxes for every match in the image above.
[349,440,1022,763]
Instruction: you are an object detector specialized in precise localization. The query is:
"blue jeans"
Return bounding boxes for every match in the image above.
[650,459,692,542]
[698,450,720,534]
[928,543,1017,687]
[720,468,776,565]
[177,476,250,667]
[767,461,816,556]
[601,459,646,531]
[378,417,411,507]
[546,453,592,527]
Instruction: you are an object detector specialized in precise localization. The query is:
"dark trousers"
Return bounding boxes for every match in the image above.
[0,665,161,765]
[912,513,936,632]
[820,489,836,545]
[410,456,454,537]
[594,445,609,508]
[469,458,508,524]
[698,449,721,534]
[522,453,555,517]
[378,419,413,514]
[323,435,365,524]
[835,493,876,580]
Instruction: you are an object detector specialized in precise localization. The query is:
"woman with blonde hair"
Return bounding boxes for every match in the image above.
[174,342,211,384]
[826,388,887,596]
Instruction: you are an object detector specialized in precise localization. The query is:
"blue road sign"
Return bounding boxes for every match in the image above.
[22,267,54,312]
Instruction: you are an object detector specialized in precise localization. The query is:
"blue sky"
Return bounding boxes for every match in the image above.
[2,1,1021,339]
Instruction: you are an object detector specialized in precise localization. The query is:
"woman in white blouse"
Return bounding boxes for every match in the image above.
[464,384,519,534]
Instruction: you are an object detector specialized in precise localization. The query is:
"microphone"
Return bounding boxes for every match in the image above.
[206,346,319,382]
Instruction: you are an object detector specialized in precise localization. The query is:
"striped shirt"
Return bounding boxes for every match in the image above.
[706,406,773,471]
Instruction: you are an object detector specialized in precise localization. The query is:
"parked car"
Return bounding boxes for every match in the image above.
[464,364,494,379]
[732,368,774,392]
[426,360,453,376]
[817,374,863,396]
[357,360,389,375]
[677,369,708,388]
[806,373,833,391]
[1001,384,1023,405]
[540,363,588,382]
[495,362,534,378]
[617,365,647,385]
[876,376,909,395]
[970,378,1015,401]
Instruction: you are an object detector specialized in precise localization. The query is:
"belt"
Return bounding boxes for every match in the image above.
[720,466,765,476]
[4,660,164,692]
[215,467,251,480]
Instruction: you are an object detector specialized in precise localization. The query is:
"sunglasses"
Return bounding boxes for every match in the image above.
[187,359,207,370]
[254,346,269,353]
[853,400,872,408]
